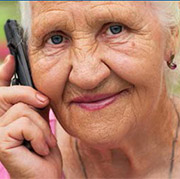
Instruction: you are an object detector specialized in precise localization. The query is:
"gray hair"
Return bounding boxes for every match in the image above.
[19,1,180,95]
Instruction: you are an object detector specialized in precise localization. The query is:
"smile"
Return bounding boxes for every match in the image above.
[71,89,129,111]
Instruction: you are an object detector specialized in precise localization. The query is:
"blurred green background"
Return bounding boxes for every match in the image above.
[0,2,19,63]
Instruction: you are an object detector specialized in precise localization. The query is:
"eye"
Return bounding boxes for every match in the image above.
[47,35,64,45]
[106,25,124,35]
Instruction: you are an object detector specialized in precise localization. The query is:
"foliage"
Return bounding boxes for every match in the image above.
[0,2,19,62]
[0,2,19,41]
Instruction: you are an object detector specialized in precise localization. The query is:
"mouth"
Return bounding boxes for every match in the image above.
[71,89,129,111]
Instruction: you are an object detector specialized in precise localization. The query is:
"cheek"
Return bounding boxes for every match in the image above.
[95,31,166,126]
[102,32,165,90]
[29,54,71,105]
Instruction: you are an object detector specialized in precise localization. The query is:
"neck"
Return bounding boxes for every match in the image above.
[76,94,179,178]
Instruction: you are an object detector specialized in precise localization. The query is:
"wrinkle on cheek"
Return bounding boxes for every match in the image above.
[129,37,157,58]
[29,52,61,81]
[135,88,146,112]
[104,28,158,59]
[130,89,144,129]
[31,60,71,104]
[130,95,138,131]
[114,100,134,136]
[137,19,164,51]
[29,44,69,71]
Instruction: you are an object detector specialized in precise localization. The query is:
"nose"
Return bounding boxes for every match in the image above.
[69,53,110,90]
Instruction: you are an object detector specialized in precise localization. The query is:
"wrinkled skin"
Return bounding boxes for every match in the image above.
[30,1,166,144]
[0,1,180,179]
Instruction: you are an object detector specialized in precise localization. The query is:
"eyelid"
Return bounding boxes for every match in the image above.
[107,25,124,35]
[104,23,125,33]
[96,22,127,38]
[44,31,69,44]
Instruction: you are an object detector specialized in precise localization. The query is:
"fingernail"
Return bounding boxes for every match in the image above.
[36,93,48,103]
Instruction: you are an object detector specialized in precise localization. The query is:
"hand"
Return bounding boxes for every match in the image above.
[0,55,62,178]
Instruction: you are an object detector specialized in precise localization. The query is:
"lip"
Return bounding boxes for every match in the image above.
[71,89,128,111]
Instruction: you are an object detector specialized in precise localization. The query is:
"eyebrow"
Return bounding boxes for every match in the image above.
[86,3,143,29]
[32,10,75,39]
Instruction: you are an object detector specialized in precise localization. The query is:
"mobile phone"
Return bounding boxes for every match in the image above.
[4,19,34,151]
[4,19,34,88]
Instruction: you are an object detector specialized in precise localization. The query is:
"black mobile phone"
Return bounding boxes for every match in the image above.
[4,19,35,151]
[4,19,34,88]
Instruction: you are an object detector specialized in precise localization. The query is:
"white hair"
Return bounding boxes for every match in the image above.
[19,1,31,38]
[18,1,180,95]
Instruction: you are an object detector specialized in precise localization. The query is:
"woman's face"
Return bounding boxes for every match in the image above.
[29,1,167,147]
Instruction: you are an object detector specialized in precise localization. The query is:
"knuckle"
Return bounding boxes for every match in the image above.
[39,120,49,132]
[0,87,7,100]
[35,129,44,140]
[13,103,35,119]
[0,129,10,158]
[0,116,6,127]
[14,102,29,111]
[19,116,32,126]
[0,144,8,158]
[0,147,10,159]
[0,130,4,149]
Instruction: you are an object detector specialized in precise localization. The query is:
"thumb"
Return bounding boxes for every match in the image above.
[0,55,15,86]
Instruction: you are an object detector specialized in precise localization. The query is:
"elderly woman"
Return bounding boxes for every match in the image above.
[0,1,180,179]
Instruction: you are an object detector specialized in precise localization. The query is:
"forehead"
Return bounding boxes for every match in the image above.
[29,1,155,42]
[30,1,147,16]
[30,1,149,33]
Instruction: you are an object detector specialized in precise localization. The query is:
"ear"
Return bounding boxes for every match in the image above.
[164,26,179,62]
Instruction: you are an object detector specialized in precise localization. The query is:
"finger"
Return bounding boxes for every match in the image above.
[0,103,55,148]
[45,145,62,165]
[5,117,50,156]
[0,86,49,110]
[0,55,15,86]
[44,145,62,176]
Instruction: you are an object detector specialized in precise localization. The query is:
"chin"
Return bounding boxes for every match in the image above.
[57,94,136,149]
[74,130,130,150]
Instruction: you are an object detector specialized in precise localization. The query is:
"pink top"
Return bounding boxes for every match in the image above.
[0,110,59,179]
